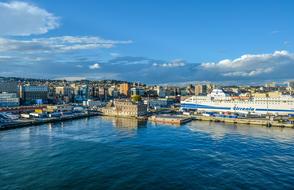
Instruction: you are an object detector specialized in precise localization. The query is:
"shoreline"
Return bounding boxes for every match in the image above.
[0,112,101,131]
[1,113,294,131]
[99,113,149,121]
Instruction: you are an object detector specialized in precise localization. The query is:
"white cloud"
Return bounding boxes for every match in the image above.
[0,1,59,36]
[89,63,100,69]
[41,36,132,49]
[223,68,273,77]
[201,50,294,77]
[153,59,186,67]
[0,36,132,53]
[1,52,293,84]
[76,64,83,68]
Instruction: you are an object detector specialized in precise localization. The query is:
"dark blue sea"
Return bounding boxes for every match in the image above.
[1,116,294,190]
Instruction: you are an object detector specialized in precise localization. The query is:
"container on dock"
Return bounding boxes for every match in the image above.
[73,107,84,112]
[20,113,30,119]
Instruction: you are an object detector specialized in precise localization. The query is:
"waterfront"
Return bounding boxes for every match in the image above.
[1,117,294,189]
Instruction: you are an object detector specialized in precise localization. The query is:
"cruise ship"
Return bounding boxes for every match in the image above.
[181,89,294,115]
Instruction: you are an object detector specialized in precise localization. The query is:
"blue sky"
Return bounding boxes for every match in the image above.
[0,0,293,84]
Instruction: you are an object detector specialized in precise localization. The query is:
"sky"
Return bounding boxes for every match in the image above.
[0,0,293,84]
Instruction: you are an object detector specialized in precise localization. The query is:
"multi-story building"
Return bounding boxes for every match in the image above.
[108,86,119,98]
[130,87,145,96]
[22,86,49,104]
[147,98,175,109]
[55,86,72,96]
[185,84,195,96]
[101,99,147,117]
[0,93,19,107]
[288,81,294,89]
[0,80,18,93]
[91,86,99,98]
[156,86,166,98]
[195,84,208,95]
[119,83,130,97]
[206,83,215,94]
[98,86,108,101]
[48,86,56,100]
[54,86,72,103]
[265,82,276,88]
[74,85,88,102]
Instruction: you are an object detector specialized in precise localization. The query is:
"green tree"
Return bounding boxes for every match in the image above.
[131,95,141,102]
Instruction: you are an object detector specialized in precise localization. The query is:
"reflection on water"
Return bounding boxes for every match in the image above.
[1,116,294,190]
[102,116,147,129]
[187,120,294,142]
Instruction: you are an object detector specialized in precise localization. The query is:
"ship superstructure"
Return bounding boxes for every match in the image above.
[181,89,294,115]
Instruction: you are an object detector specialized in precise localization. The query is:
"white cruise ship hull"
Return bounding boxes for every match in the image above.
[181,98,294,115]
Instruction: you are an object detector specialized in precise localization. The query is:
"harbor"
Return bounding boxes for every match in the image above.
[1,87,294,130]
[2,1,294,189]
[2,116,294,190]
[1,103,294,130]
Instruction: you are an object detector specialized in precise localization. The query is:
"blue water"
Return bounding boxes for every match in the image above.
[1,116,294,190]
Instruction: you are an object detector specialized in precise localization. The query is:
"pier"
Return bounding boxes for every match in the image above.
[195,115,294,128]
[0,112,101,130]
[149,115,192,125]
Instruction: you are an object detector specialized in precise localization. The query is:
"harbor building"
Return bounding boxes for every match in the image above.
[0,93,20,107]
[101,99,147,117]
[147,98,176,109]
[22,86,49,104]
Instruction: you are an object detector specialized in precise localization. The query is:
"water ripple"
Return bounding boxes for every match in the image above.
[1,117,294,190]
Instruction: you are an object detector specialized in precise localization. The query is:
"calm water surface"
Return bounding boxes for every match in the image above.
[1,116,294,190]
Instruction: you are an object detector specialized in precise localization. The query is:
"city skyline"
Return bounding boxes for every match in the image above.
[0,0,294,84]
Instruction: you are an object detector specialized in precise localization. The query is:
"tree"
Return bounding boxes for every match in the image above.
[131,95,141,102]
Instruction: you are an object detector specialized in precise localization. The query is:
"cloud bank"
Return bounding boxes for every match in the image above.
[0,36,132,53]
[1,51,293,84]
[0,2,293,84]
[201,50,294,79]
[0,1,59,36]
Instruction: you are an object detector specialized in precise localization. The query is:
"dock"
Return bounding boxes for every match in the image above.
[195,115,294,128]
[149,115,192,125]
[0,112,101,131]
